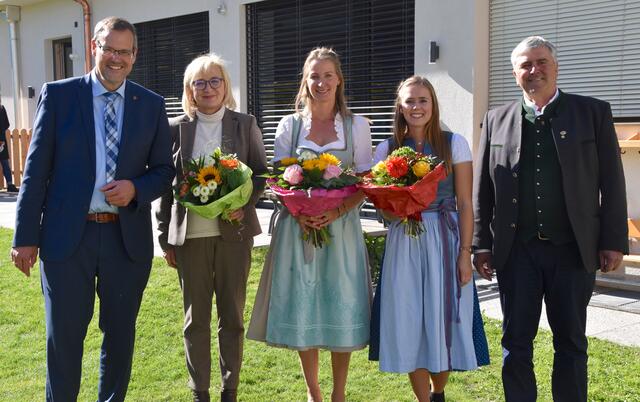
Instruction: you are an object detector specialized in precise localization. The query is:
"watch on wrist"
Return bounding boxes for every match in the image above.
[459,246,473,254]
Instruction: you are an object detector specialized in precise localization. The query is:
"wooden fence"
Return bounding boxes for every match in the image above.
[1,129,32,189]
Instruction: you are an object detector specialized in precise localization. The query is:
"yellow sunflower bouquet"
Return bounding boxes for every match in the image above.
[174,148,253,221]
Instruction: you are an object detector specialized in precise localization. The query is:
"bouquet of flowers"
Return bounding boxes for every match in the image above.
[358,146,446,237]
[266,150,360,248]
[174,148,253,221]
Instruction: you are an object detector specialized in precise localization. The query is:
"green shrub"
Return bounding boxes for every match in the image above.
[363,232,386,284]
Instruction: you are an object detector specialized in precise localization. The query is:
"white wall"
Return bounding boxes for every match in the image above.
[20,1,86,127]
[3,0,486,131]
[414,0,487,148]
[0,0,85,127]
[85,0,255,114]
[0,0,263,127]
[91,0,260,113]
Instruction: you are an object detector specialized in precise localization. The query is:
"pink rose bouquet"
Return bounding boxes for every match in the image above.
[263,151,360,248]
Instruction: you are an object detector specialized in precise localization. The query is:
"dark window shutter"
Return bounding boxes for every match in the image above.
[246,0,415,161]
[129,12,209,117]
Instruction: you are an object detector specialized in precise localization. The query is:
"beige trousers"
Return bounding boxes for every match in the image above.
[175,235,253,392]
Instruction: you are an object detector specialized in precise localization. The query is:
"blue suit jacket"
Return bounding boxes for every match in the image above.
[13,73,174,263]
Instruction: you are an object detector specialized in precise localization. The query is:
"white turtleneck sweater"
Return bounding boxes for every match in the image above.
[186,107,226,239]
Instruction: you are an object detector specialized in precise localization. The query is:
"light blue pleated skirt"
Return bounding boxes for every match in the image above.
[379,210,478,373]
[247,209,372,351]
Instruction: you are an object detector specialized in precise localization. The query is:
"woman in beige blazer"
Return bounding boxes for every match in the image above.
[156,53,267,402]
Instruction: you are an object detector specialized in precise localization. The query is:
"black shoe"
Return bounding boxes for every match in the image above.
[6,184,18,193]
[431,391,445,402]
[221,389,237,402]
[192,390,210,402]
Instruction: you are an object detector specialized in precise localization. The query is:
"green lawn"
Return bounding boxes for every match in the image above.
[1,227,639,401]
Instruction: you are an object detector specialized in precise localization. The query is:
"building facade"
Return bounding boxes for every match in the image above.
[0,0,638,218]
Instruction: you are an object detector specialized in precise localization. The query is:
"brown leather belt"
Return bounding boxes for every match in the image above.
[87,213,119,223]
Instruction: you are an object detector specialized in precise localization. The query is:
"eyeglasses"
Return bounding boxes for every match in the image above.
[192,77,224,90]
[96,42,135,58]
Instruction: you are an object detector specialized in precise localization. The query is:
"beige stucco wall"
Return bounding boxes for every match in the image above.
[414,0,488,150]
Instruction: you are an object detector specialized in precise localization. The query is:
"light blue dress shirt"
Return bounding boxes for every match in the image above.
[88,71,126,213]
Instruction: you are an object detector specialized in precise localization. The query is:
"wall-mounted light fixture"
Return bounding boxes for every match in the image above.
[217,1,227,15]
[429,41,439,64]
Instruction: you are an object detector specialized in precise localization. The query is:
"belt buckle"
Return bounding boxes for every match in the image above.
[537,231,549,241]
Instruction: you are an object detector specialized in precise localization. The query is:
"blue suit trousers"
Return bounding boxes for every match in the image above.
[40,221,151,402]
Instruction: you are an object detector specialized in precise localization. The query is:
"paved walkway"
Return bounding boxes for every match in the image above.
[2,190,639,347]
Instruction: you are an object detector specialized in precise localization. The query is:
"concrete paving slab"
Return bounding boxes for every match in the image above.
[591,286,640,314]
[479,289,640,347]
[589,321,640,348]
[0,192,17,229]
[590,293,638,307]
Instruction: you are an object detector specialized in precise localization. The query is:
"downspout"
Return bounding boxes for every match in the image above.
[74,0,92,73]
[4,6,22,127]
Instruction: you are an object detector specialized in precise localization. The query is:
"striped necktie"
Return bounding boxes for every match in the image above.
[103,92,119,183]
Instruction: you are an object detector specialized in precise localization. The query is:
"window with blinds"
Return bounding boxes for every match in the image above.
[246,0,415,161]
[128,12,210,117]
[489,0,640,120]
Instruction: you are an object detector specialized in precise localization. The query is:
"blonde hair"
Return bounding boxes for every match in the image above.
[393,75,452,173]
[181,53,237,118]
[294,47,351,118]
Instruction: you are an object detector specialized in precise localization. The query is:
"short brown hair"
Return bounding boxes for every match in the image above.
[93,17,138,49]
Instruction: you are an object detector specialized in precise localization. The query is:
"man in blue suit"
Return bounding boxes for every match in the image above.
[11,17,174,401]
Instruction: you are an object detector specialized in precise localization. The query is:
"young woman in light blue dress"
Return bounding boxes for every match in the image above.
[372,76,484,402]
[247,47,372,402]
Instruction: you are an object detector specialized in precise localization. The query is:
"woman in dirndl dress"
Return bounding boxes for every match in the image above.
[370,75,488,402]
[247,47,372,402]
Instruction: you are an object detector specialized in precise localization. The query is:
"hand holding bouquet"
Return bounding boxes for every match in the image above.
[359,146,446,237]
[266,150,359,248]
[174,148,253,221]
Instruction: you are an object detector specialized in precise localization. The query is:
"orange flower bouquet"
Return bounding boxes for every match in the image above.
[358,146,446,237]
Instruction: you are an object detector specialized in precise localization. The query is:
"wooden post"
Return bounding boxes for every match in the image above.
[17,129,31,186]
[10,129,21,186]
